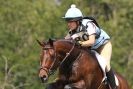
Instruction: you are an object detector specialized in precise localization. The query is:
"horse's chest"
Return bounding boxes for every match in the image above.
[71,62,79,75]
[66,62,80,81]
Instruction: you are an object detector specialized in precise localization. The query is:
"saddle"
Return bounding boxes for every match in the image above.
[92,50,119,86]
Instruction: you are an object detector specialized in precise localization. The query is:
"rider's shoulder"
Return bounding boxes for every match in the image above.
[82,19,93,26]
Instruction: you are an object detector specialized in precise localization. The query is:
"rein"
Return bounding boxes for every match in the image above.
[49,43,76,71]
[40,43,76,74]
[60,43,75,65]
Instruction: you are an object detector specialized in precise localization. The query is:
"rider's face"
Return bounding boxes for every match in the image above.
[67,21,79,30]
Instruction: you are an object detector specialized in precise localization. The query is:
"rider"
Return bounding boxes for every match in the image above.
[63,4,117,89]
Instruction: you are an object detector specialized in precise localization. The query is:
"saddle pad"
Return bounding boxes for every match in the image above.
[92,50,119,86]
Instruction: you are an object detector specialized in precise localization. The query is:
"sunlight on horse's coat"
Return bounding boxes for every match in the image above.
[38,39,130,89]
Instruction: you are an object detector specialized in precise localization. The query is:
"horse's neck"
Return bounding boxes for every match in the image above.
[60,46,80,64]
[57,44,81,75]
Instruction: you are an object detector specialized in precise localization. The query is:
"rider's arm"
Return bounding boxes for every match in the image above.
[81,34,95,47]
[80,22,96,47]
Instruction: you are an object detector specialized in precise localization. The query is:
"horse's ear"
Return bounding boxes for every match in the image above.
[36,39,44,47]
[49,38,54,46]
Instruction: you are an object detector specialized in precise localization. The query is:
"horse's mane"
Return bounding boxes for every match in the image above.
[55,39,91,52]
[43,38,91,53]
[56,39,74,45]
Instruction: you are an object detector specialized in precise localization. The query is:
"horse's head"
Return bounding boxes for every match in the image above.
[37,38,80,83]
[37,38,58,83]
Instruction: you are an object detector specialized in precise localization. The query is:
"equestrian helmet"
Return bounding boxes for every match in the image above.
[63,4,83,21]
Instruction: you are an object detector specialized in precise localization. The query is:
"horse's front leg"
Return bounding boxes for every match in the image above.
[65,80,86,89]
[46,80,65,89]
[46,79,86,89]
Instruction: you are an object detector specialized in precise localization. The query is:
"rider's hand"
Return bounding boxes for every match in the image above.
[75,41,83,46]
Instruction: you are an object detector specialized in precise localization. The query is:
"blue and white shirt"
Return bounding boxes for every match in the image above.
[65,19,110,49]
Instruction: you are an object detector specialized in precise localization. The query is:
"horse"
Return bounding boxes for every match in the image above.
[37,38,130,89]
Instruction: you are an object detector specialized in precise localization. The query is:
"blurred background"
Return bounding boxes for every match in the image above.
[0,0,133,89]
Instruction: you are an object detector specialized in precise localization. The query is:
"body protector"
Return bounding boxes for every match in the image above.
[66,17,110,49]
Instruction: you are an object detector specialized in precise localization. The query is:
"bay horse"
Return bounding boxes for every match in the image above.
[37,39,129,89]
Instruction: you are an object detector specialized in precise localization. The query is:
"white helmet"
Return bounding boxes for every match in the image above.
[63,4,83,21]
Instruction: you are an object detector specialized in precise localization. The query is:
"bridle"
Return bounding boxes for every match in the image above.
[60,43,75,65]
[40,43,76,75]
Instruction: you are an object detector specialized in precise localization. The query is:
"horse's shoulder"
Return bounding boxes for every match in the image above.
[80,48,94,55]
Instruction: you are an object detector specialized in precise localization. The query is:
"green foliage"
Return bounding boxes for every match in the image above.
[0,0,133,89]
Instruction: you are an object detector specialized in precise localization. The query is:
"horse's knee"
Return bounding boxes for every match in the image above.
[46,83,58,89]
[65,82,86,89]
[46,82,65,89]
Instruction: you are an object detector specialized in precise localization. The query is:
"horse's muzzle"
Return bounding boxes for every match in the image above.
[40,75,48,83]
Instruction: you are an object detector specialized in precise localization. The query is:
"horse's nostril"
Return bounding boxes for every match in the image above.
[40,75,48,83]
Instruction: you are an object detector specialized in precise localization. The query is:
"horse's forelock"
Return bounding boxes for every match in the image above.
[43,39,54,47]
